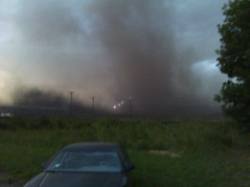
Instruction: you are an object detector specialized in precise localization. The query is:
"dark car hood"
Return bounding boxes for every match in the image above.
[25,172,125,187]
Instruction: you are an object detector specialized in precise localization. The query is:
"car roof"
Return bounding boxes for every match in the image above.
[62,142,120,152]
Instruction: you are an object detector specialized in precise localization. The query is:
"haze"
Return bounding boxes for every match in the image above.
[0,0,227,115]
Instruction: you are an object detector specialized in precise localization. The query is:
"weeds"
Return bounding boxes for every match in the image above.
[0,117,249,186]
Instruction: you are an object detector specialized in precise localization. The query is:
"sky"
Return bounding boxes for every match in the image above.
[0,0,228,114]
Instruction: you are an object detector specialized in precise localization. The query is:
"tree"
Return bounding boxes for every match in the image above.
[216,0,250,128]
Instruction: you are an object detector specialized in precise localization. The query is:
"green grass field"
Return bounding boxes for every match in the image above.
[0,117,249,187]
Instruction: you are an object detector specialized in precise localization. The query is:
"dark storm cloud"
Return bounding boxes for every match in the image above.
[0,0,228,115]
[16,1,80,44]
[12,0,114,106]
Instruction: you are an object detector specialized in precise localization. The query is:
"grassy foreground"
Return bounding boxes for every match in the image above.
[0,117,249,187]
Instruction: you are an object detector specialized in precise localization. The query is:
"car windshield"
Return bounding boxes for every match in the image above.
[46,151,122,172]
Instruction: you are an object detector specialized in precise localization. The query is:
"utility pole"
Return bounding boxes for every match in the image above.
[92,96,95,111]
[128,96,133,117]
[69,91,74,115]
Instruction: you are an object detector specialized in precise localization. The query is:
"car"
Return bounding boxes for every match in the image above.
[24,142,134,187]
